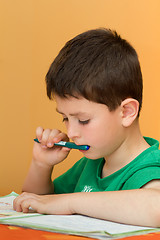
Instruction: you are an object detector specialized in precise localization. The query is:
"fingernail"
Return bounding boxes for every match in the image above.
[47,142,53,147]
[53,137,59,142]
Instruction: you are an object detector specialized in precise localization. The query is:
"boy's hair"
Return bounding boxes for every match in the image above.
[46,28,143,115]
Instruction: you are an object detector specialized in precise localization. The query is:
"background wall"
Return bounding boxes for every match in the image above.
[0,0,160,195]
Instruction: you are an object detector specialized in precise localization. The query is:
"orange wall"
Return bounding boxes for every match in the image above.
[0,0,160,195]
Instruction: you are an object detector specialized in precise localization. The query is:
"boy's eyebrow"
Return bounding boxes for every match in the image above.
[56,108,63,114]
[56,108,89,117]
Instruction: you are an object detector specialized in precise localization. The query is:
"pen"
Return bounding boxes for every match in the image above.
[34,138,90,151]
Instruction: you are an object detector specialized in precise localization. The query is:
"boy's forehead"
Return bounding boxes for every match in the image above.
[55,95,89,113]
[56,108,90,117]
[55,95,89,107]
[55,95,110,116]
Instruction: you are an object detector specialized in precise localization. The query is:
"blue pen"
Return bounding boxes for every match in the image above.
[34,138,90,151]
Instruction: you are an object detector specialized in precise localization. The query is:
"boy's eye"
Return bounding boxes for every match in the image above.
[79,119,90,125]
[62,117,68,122]
[62,118,90,125]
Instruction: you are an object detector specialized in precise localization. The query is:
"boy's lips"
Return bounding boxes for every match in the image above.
[73,142,90,151]
[79,145,90,151]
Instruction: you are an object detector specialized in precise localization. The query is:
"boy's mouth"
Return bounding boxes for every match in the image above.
[79,146,90,152]
[73,141,90,150]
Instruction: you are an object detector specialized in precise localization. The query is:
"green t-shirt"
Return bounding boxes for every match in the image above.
[53,137,160,193]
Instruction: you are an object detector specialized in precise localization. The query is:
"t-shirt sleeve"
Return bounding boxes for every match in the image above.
[123,167,160,189]
[53,157,88,194]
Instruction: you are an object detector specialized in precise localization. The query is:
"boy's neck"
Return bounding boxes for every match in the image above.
[102,120,150,178]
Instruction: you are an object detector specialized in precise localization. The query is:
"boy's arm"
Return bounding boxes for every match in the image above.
[22,160,54,194]
[22,127,70,194]
[14,180,160,227]
[71,187,160,227]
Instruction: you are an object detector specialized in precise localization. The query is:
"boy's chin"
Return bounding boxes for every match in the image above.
[83,152,104,160]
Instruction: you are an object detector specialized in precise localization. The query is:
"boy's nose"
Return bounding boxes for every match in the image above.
[67,123,80,140]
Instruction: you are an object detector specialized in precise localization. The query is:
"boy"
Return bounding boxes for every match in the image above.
[13,28,160,227]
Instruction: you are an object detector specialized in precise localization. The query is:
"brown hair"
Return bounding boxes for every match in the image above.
[46,28,143,115]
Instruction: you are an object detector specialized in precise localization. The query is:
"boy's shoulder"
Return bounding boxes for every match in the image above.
[143,137,160,160]
[133,137,160,166]
[144,136,159,148]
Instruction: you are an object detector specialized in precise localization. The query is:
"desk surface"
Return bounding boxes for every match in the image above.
[1,224,160,240]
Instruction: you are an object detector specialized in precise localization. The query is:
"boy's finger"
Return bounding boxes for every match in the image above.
[36,126,44,142]
[46,129,62,147]
[40,129,52,145]
[47,132,69,147]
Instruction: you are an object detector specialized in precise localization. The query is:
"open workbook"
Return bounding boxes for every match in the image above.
[0,192,160,239]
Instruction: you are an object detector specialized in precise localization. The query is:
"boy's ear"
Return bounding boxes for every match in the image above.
[120,98,139,127]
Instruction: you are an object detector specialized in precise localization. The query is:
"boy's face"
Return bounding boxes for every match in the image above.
[55,95,125,160]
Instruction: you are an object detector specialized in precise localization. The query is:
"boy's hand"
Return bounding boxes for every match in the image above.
[33,126,70,168]
[13,192,74,215]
